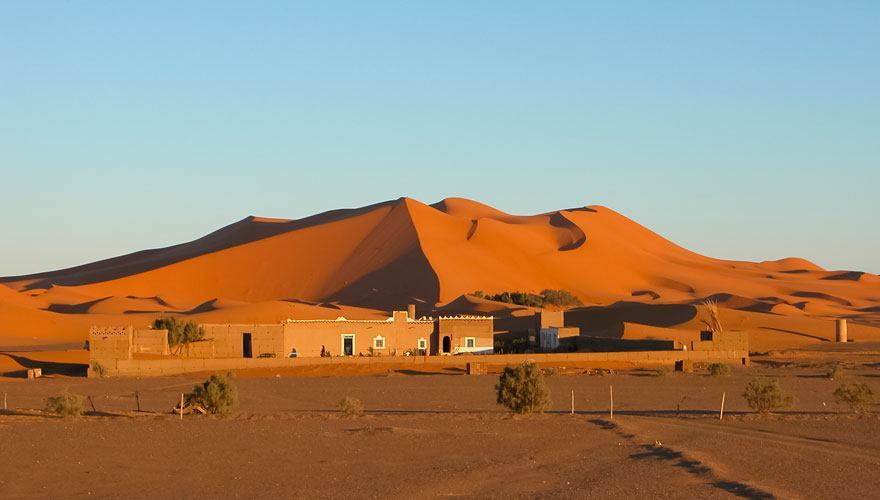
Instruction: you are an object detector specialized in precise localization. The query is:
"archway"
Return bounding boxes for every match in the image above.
[442,336,451,354]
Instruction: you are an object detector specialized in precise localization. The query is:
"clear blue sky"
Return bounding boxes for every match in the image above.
[2,1,878,276]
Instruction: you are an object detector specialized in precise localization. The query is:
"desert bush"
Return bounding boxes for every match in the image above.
[702,299,723,334]
[45,392,85,418]
[743,378,793,414]
[496,362,551,414]
[708,363,731,377]
[186,373,238,415]
[476,289,582,309]
[834,382,874,414]
[827,365,847,381]
[153,317,205,352]
[339,396,364,417]
[90,361,107,378]
[542,367,558,376]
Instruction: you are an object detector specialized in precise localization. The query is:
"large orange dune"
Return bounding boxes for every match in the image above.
[2,197,879,348]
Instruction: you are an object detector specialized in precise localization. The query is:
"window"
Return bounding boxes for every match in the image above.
[417,338,427,349]
[373,336,386,349]
[465,337,476,348]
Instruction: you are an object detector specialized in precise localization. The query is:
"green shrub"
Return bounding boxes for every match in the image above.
[45,392,84,418]
[708,363,731,377]
[743,378,793,414]
[90,361,107,378]
[834,382,874,414]
[186,373,238,415]
[827,365,847,381]
[339,396,364,417]
[476,289,583,308]
[496,362,551,414]
[153,317,205,353]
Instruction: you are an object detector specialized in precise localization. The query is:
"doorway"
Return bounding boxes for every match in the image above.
[342,334,355,356]
[442,336,451,354]
[242,333,253,358]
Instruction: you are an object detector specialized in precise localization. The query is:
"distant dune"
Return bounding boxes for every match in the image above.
[2,197,879,347]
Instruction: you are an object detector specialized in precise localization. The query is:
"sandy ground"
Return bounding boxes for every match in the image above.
[1,363,878,499]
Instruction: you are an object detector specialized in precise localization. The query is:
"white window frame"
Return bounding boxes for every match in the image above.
[417,338,427,350]
[373,335,386,349]
[465,337,476,348]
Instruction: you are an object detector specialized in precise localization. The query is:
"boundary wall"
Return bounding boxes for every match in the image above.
[90,349,749,377]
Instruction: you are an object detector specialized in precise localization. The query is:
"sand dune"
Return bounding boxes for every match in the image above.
[2,197,878,346]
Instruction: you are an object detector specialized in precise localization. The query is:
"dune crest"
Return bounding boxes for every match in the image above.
[1,196,878,345]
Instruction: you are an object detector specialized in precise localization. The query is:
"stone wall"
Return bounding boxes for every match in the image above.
[131,328,168,355]
[691,331,749,352]
[95,349,750,377]
[89,326,133,361]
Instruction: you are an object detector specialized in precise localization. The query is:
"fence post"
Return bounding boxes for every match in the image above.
[610,385,614,420]
[719,391,726,420]
[570,390,575,415]
[180,393,184,420]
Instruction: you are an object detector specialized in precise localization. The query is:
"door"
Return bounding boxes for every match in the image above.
[442,336,451,354]
[243,333,253,358]
[342,334,354,356]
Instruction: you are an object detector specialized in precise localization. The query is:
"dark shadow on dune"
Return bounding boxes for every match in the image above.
[565,302,698,337]
[632,290,660,300]
[822,271,867,281]
[791,291,852,307]
[761,327,829,342]
[466,219,478,240]
[3,199,402,290]
[549,212,587,251]
[126,295,172,307]
[184,299,220,315]
[327,247,440,312]
[45,296,112,314]
[0,353,87,377]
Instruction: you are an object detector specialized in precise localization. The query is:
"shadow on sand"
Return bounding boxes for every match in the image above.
[0,353,88,377]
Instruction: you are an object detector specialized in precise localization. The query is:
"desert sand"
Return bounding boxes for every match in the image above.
[1,360,879,499]
[2,197,877,351]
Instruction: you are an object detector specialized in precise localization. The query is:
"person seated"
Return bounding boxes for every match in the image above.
[288,347,298,358]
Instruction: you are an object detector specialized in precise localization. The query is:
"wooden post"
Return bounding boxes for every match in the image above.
[3,392,6,410]
[135,390,141,412]
[719,391,726,420]
[570,390,575,415]
[180,393,184,420]
[610,385,614,420]
[87,396,96,413]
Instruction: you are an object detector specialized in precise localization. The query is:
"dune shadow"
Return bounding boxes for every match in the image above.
[0,352,88,377]
[45,296,112,314]
[565,302,698,336]
[761,327,829,342]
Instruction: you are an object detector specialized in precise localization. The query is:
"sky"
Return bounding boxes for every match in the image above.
[1,1,878,276]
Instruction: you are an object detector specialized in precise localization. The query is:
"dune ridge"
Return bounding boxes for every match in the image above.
[2,197,878,346]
